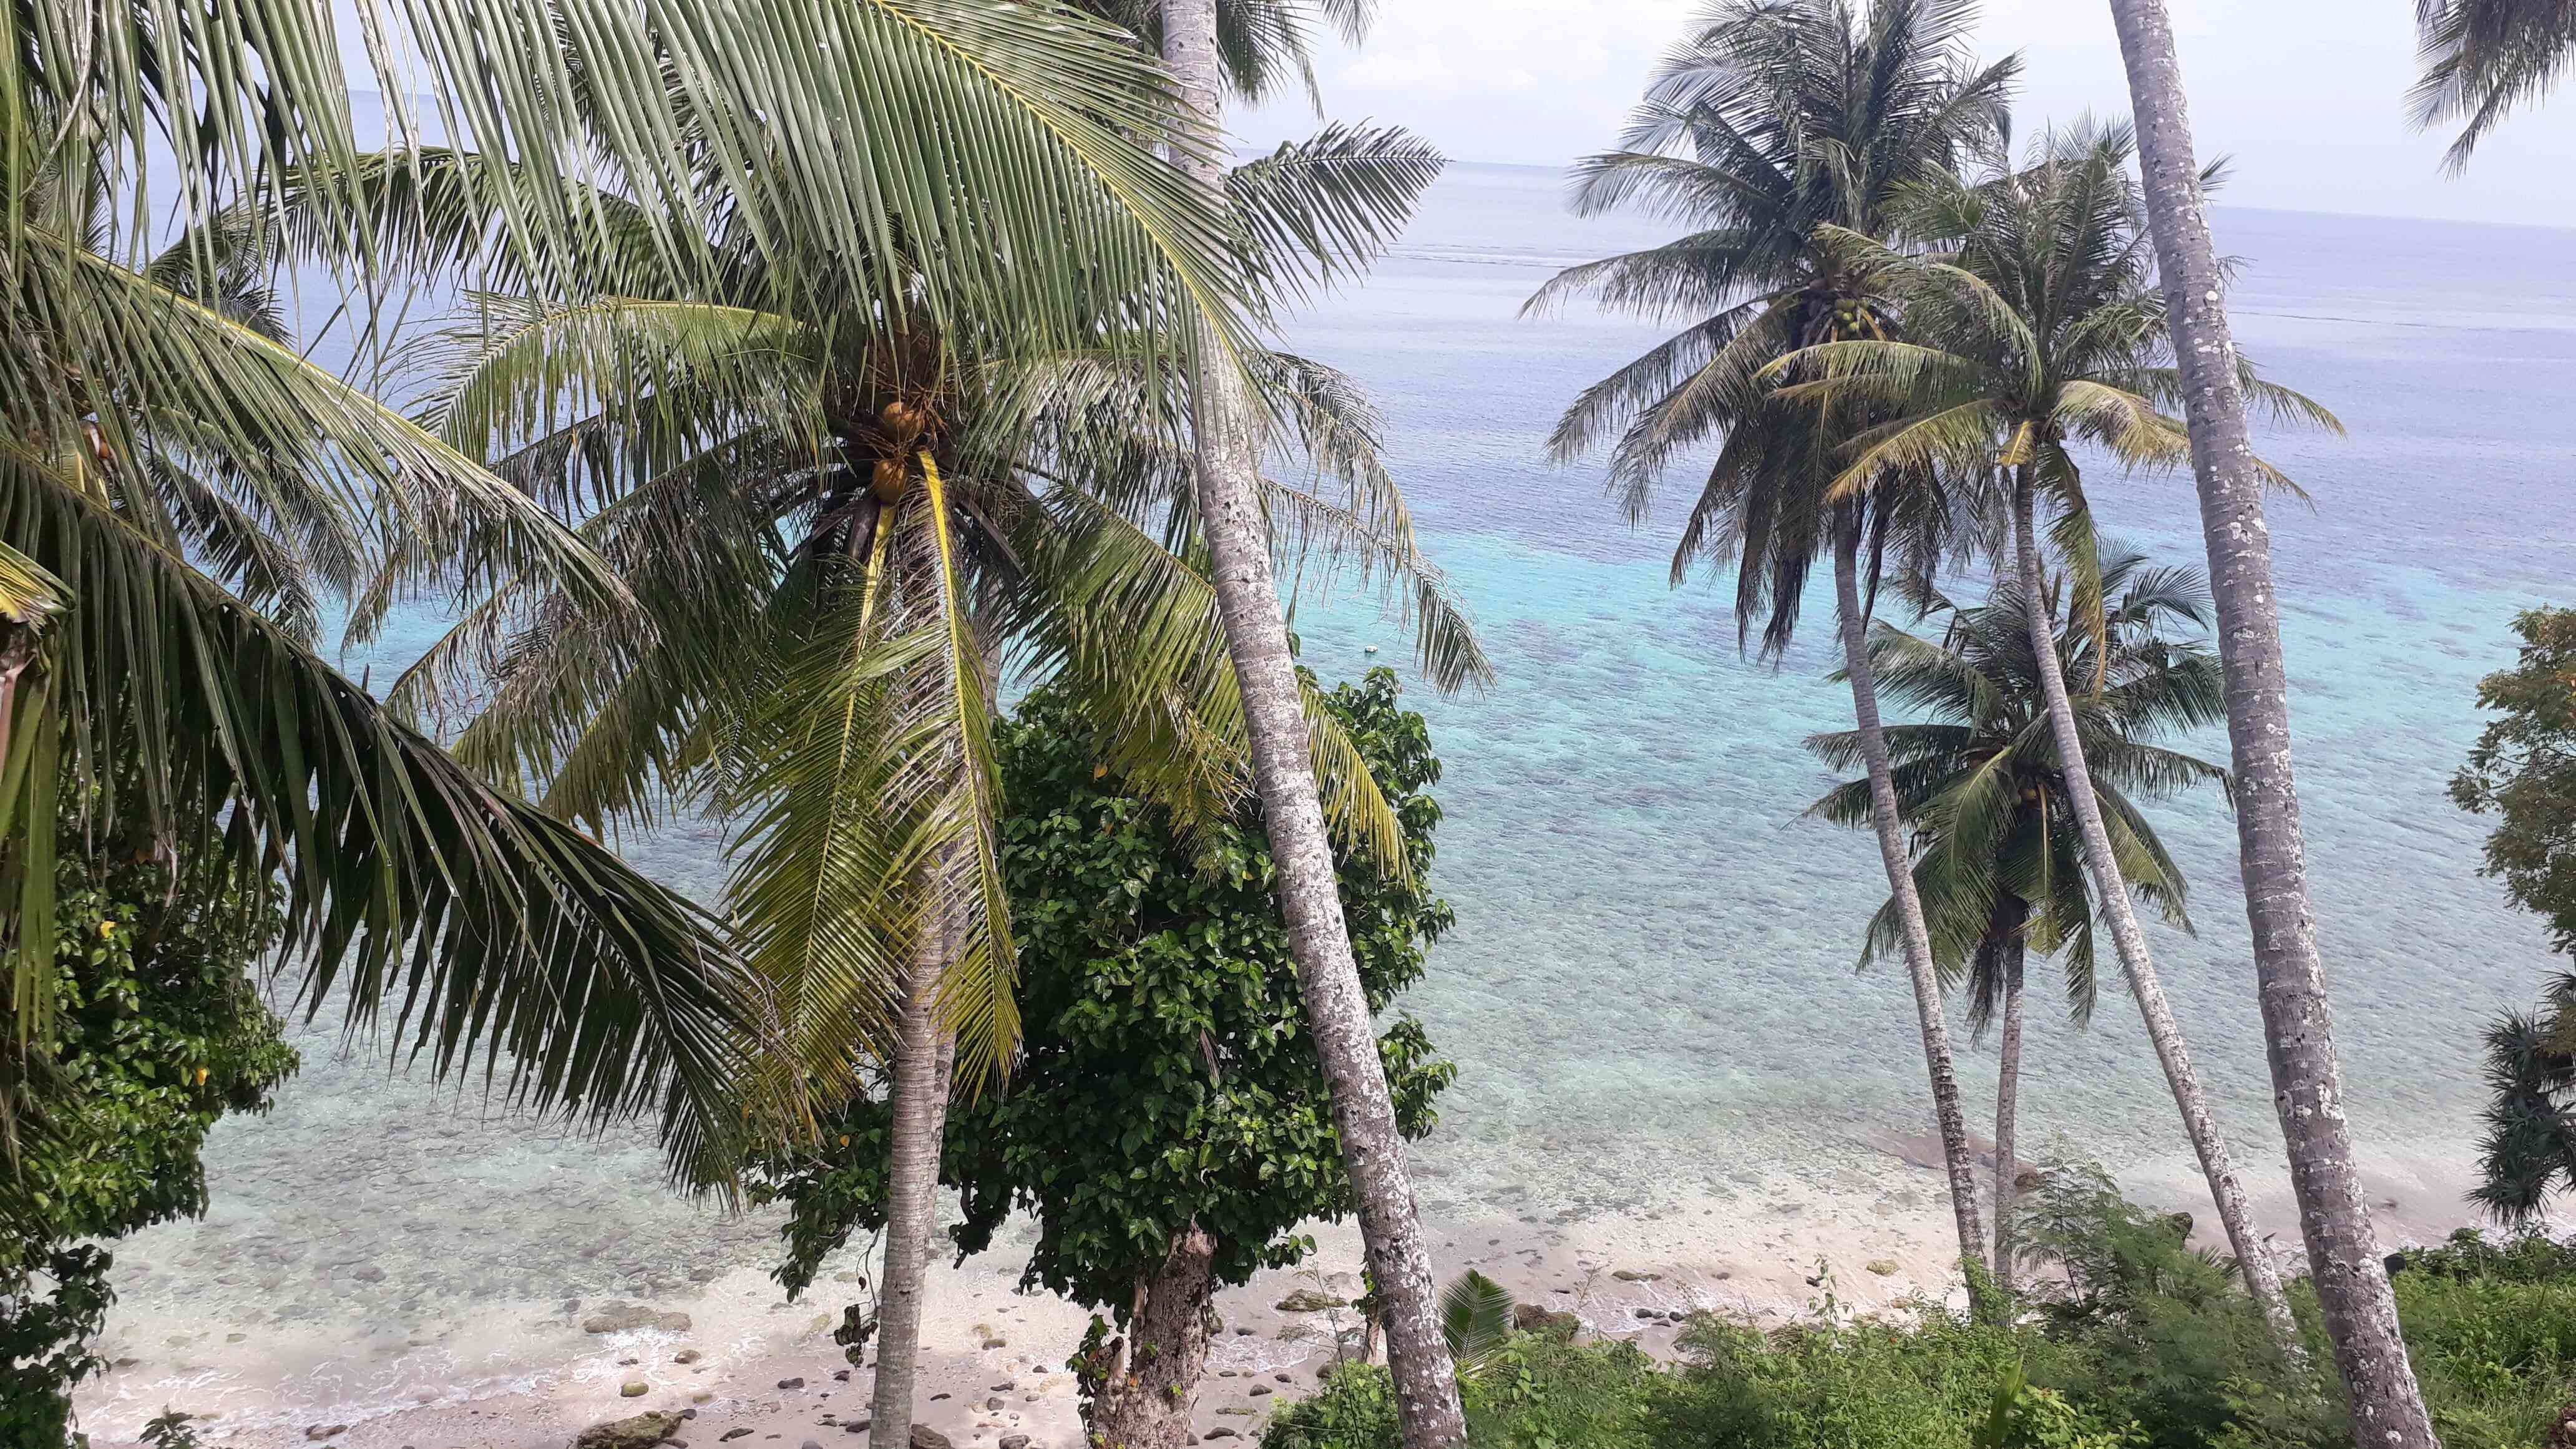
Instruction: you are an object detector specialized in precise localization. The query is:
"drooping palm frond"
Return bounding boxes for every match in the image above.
[1440,1267,1517,1373]
[1227,123,1444,303]
[1534,0,2020,650]
[0,451,758,1169]
[2413,0,2576,168]
[2472,972,2576,1224]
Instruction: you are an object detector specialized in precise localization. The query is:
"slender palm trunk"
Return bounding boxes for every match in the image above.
[1085,1223,1221,1449]
[1832,522,1990,1286]
[1992,928,2026,1300]
[1156,7,1466,1444]
[2009,472,2300,1355]
[2104,7,2434,1439]
[870,929,957,1445]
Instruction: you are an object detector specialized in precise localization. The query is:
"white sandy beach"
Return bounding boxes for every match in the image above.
[72,1141,2499,1449]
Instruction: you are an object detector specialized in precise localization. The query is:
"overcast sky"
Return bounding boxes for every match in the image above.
[1237,0,2576,228]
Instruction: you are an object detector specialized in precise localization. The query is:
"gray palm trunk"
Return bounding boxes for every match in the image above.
[871,930,957,1445]
[2008,473,2300,1354]
[2104,4,2438,1441]
[1832,525,1991,1284]
[1992,929,2026,1298]
[1157,4,1468,1444]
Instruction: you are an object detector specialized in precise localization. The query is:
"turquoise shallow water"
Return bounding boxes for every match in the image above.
[84,164,2576,1423]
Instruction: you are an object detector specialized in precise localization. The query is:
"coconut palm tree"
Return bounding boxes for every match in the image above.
[1770,122,2339,1350]
[1150,0,1483,1437]
[2413,0,2576,167]
[1807,548,2231,1295]
[1530,0,2020,1283]
[359,119,1481,1440]
[2104,4,2441,1437]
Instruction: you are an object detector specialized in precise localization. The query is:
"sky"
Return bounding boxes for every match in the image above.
[1237,0,2576,228]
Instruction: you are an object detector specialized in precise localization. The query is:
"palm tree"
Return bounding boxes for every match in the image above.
[1153,0,1480,1438]
[2103,2,2440,1441]
[367,123,1480,1440]
[1530,0,2019,1282]
[2472,970,2576,1224]
[2413,0,2576,167]
[1772,122,2338,1349]
[1808,549,2232,1295]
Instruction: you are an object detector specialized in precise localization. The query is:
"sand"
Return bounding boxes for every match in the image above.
[71,1141,2504,1449]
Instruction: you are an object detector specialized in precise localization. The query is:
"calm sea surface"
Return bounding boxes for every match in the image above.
[90,162,2576,1414]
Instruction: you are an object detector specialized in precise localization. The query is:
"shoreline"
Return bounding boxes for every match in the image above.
[74,1139,2502,1449]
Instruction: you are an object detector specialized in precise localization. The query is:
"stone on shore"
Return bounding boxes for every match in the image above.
[582,1301,693,1335]
[572,1410,683,1449]
[1272,1289,1346,1313]
[910,1426,955,1449]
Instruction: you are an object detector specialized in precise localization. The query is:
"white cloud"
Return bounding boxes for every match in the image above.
[1239,0,2576,227]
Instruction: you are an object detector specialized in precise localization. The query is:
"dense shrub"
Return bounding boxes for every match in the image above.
[1256,1178,2576,1449]
[1,818,296,1448]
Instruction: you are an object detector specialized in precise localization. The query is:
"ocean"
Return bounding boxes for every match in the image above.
[79,162,2576,1432]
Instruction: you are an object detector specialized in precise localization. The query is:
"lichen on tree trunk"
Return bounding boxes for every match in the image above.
[2102,2,2436,1442]
[1153,2,1468,1443]
[1083,1224,1220,1449]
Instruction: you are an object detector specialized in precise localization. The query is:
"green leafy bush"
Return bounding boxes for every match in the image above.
[1,819,296,1447]
[1257,1173,2576,1449]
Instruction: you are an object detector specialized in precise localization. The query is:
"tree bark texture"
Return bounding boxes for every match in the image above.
[2009,472,2301,1355]
[1155,6,1469,1444]
[1085,1224,1221,1449]
[1833,525,1991,1282]
[2101,9,2434,1438]
[1993,932,2026,1300]
[869,934,957,1445]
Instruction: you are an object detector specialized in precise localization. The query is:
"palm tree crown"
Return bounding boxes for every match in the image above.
[1807,548,2229,1024]
[1530,0,2017,652]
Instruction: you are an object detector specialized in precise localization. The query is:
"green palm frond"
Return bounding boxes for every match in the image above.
[1018,489,1408,871]
[1441,1267,1516,1372]
[2413,0,2576,168]
[0,451,755,1167]
[1228,123,1444,303]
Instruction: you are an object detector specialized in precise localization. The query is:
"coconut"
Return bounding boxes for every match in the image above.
[871,457,909,502]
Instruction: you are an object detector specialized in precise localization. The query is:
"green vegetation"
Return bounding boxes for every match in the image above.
[1264,1173,2576,1449]
[744,670,1454,1442]
[1,803,295,1444]
[2452,608,2576,1223]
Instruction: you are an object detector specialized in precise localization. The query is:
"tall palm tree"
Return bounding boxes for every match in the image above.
[1530,0,2019,1282]
[2413,0,2576,167]
[1772,122,2336,1350]
[1808,549,2230,1296]
[368,122,1479,1441]
[1152,0,1480,1438]
[2103,2,2441,1442]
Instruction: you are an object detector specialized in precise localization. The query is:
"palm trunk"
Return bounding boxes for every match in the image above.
[2103,7,2434,1438]
[1084,1224,1220,1449]
[1993,930,2026,1300]
[2009,471,2301,1356]
[869,934,957,1447]
[1832,522,1991,1286]
[1156,7,1467,1445]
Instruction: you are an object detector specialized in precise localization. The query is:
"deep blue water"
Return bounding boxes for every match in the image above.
[89,162,2576,1422]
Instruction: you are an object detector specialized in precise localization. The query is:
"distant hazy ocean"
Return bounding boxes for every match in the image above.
[88,163,2575,1420]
